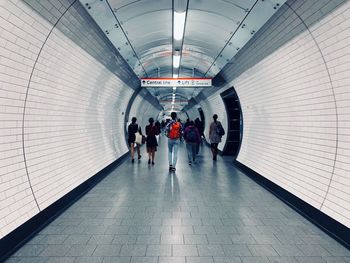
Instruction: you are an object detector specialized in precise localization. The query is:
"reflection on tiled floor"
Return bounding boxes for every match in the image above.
[6,136,350,263]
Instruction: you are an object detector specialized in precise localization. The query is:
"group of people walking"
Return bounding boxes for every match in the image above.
[127,117,160,164]
[127,112,224,171]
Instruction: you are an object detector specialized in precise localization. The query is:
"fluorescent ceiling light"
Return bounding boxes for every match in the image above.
[174,11,186,40]
[173,87,177,91]
[173,55,180,68]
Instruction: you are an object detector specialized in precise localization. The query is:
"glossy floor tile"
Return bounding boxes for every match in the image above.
[5,136,350,263]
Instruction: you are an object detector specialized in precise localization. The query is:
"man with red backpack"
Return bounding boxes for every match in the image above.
[165,112,182,171]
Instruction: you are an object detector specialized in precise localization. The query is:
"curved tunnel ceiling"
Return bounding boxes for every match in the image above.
[80,0,286,112]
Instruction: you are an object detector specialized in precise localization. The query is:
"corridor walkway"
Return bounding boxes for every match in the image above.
[6,136,350,263]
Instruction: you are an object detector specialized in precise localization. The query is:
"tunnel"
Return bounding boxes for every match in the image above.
[0,0,349,261]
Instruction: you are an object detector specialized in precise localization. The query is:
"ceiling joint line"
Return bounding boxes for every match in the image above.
[113,0,142,12]
[105,0,148,77]
[222,0,249,11]
[203,0,259,77]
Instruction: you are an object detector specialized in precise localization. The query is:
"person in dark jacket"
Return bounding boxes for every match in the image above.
[128,117,141,163]
[183,121,201,165]
[194,117,204,154]
[145,118,159,165]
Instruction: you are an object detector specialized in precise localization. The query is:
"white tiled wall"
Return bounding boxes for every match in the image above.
[0,0,157,239]
[220,0,350,227]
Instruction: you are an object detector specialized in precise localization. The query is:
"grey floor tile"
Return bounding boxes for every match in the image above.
[184,234,207,245]
[102,257,131,263]
[296,244,331,256]
[130,257,158,263]
[105,225,129,235]
[128,226,151,235]
[136,235,160,244]
[146,244,171,256]
[6,141,349,263]
[274,235,304,245]
[294,257,327,263]
[172,245,198,256]
[162,218,182,226]
[39,245,72,257]
[119,245,147,256]
[74,257,104,263]
[40,226,67,235]
[194,226,216,235]
[271,245,304,257]
[241,257,270,263]
[112,235,138,245]
[252,235,281,245]
[88,235,115,244]
[230,234,256,244]
[207,235,232,244]
[213,257,242,263]
[150,226,172,235]
[65,244,97,256]
[248,245,278,256]
[322,244,350,256]
[197,245,225,256]
[93,245,122,256]
[158,257,186,263]
[222,245,252,257]
[187,256,214,263]
[181,218,202,226]
[172,226,194,235]
[268,257,298,263]
[214,226,238,235]
[23,257,76,263]
[161,235,184,244]
[27,234,68,245]
[64,235,92,245]
[323,257,350,263]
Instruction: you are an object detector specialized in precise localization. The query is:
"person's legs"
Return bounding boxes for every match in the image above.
[168,139,173,167]
[213,143,218,160]
[172,140,179,167]
[130,143,135,162]
[210,143,215,158]
[147,148,151,164]
[186,143,192,164]
[191,143,196,162]
[136,145,141,159]
[151,150,155,164]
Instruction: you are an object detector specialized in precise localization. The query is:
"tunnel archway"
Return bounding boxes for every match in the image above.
[220,87,242,157]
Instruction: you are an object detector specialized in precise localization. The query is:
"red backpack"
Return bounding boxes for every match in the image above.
[168,121,181,139]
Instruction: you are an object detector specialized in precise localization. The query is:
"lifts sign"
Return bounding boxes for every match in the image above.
[141,78,212,87]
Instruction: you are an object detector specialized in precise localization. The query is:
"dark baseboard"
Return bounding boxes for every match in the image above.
[232,160,350,249]
[0,153,129,262]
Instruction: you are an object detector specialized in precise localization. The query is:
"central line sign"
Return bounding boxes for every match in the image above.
[141,78,212,87]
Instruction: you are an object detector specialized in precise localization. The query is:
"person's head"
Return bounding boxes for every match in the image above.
[213,114,218,121]
[131,117,137,123]
[189,120,194,126]
[186,118,190,122]
[149,117,154,124]
[171,112,177,120]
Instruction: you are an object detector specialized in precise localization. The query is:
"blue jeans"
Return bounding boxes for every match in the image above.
[186,142,197,162]
[168,138,179,166]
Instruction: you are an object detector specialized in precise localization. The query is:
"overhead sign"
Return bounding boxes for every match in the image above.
[141,78,212,87]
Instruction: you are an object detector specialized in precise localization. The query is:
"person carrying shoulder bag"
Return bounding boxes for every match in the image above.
[127,117,142,163]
